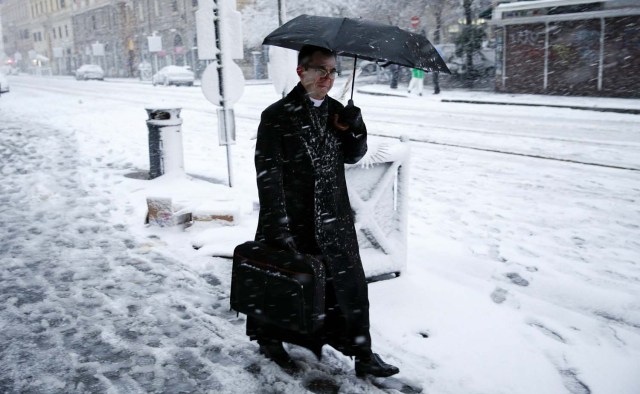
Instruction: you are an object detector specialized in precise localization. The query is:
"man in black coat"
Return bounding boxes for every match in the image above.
[249,45,399,378]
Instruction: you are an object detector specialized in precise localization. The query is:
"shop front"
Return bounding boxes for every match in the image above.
[492,0,640,98]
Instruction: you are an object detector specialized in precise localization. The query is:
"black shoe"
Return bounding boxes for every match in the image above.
[258,341,298,373]
[355,353,399,378]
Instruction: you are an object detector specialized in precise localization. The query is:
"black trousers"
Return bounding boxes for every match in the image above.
[246,262,372,358]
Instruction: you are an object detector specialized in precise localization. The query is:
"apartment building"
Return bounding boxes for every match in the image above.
[1,0,203,77]
[128,0,200,75]
[1,0,37,72]
[31,0,75,74]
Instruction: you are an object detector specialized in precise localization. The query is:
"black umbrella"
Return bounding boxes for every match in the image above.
[263,14,450,101]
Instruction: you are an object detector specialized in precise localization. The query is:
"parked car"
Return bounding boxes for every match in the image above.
[0,65,18,75]
[75,64,105,80]
[438,43,496,77]
[0,71,10,93]
[152,65,195,86]
[357,61,411,84]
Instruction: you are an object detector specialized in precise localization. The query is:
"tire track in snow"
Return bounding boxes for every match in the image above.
[369,132,640,172]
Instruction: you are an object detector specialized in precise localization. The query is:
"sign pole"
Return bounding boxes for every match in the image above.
[213,0,234,188]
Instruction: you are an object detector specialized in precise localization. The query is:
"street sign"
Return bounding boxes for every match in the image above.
[195,0,218,60]
[200,61,245,107]
[148,36,162,53]
[219,0,243,60]
[268,46,298,96]
[197,0,246,186]
[92,43,105,56]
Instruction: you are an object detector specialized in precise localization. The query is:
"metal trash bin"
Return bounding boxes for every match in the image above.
[145,107,184,179]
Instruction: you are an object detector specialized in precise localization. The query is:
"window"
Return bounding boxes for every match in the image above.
[171,0,178,13]
[92,15,96,30]
[60,0,65,8]
[192,0,198,7]
[53,28,57,39]
[58,26,62,38]
[65,25,68,37]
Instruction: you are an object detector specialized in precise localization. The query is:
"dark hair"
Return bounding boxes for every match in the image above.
[297,45,336,66]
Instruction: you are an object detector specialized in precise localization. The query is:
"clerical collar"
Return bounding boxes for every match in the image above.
[309,96,325,107]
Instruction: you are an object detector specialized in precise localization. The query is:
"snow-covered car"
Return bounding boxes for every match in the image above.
[1,65,19,75]
[438,44,496,77]
[0,71,9,93]
[152,65,195,86]
[357,61,411,84]
[75,64,105,80]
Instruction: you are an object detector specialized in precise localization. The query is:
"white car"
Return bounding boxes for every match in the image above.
[0,71,9,93]
[75,64,105,80]
[152,65,195,86]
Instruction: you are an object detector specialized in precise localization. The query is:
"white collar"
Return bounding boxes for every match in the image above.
[309,97,325,107]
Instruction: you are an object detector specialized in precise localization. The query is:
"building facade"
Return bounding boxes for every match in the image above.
[1,0,203,77]
[31,0,75,74]
[72,0,135,77]
[1,0,37,72]
[491,0,640,98]
[127,0,200,76]
[72,0,200,77]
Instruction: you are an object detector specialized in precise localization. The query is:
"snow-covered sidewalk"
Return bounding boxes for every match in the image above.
[357,84,640,113]
[0,105,404,394]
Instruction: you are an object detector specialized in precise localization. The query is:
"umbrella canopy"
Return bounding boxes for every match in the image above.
[263,14,450,74]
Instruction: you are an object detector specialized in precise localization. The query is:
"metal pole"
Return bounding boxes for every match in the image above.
[214,0,234,187]
[278,0,286,26]
[502,27,507,89]
[350,54,357,101]
[598,17,604,92]
[154,53,158,75]
[544,22,549,91]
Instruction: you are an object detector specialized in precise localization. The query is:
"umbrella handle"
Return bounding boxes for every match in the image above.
[350,55,357,102]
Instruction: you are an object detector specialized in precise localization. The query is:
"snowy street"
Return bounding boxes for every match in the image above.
[1,75,640,393]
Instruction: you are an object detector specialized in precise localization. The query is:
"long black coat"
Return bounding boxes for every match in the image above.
[249,83,371,357]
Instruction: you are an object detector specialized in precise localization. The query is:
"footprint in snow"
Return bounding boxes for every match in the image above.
[491,287,508,304]
[505,272,530,286]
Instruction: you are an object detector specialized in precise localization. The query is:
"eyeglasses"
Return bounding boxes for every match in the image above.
[305,65,338,79]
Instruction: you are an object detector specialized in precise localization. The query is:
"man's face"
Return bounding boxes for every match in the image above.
[297,51,337,100]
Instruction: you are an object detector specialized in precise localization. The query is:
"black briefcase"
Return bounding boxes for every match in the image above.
[230,241,326,334]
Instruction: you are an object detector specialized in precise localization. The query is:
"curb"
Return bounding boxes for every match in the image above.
[356,89,408,98]
[440,99,640,115]
[356,87,639,115]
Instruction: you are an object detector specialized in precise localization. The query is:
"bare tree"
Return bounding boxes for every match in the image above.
[421,0,458,45]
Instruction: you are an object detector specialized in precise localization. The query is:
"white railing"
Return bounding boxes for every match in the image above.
[346,139,410,279]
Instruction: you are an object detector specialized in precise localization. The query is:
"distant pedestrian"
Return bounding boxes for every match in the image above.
[408,68,424,96]
[433,45,443,95]
[389,64,400,89]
